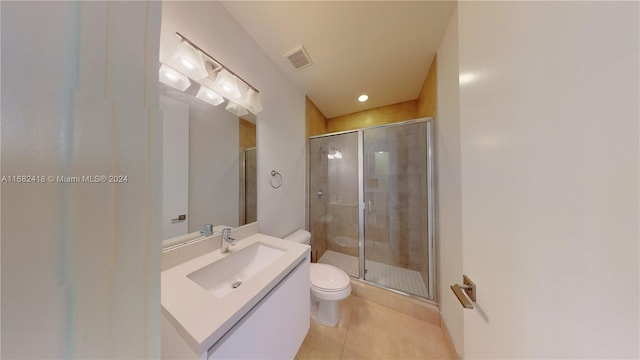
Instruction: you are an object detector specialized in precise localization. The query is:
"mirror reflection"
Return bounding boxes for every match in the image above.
[160,84,256,245]
[241,146,257,225]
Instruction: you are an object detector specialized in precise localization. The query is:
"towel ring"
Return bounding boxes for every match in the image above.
[270,170,283,189]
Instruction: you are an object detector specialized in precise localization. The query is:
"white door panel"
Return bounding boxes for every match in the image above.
[458,2,639,358]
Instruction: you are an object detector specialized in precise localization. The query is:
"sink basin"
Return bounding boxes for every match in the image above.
[187,242,286,298]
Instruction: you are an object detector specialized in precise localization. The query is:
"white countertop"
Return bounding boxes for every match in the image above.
[161,233,310,355]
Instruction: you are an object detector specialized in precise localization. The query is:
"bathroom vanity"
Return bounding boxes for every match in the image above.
[161,229,310,359]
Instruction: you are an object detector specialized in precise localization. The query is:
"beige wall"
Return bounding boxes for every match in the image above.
[326,99,418,133]
[418,55,437,118]
[239,118,256,150]
[306,96,328,137]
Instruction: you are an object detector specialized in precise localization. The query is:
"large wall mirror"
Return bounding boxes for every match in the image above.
[160,84,257,246]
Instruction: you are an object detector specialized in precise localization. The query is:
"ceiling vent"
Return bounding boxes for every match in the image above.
[283,45,312,70]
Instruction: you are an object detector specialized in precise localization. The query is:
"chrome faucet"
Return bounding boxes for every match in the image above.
[221,228,237,253]
[200,224,214,237]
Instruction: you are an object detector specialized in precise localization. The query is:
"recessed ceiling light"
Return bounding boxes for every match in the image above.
[358,94,369,102]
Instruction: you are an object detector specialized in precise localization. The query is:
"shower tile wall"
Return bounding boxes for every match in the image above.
[309,133,359,275]
[326,134,359,259]
[363,145,391,265]
[309,139,328,262]
[392,124,428,287]
[364,123,429,290]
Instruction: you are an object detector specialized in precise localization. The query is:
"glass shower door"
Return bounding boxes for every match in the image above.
[362,121,431,298]
[309,132,360,277]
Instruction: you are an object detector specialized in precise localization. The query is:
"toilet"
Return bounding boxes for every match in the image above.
[284,230,352,326]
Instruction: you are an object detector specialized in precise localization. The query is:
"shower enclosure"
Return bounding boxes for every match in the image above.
[309,118,435,300]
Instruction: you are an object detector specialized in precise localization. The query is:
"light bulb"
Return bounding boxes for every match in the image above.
[212,69,242,99]
[358,94,369,102]
[159,64,191,91]
[180,57,195,70]
[242,88,263,114]
[195,84,224,106]
[165,72,179,82]
[171,41,209,79]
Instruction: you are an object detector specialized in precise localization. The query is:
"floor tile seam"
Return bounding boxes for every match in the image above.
[339,295,360,359]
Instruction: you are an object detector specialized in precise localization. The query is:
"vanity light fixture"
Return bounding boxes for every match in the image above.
[196,85,225,106]
[159,64,191,91]
[242,88,263,114]
[358,94,369,102]
[225,101,249,116]
[170,32,263,115]
[211,69,242,100]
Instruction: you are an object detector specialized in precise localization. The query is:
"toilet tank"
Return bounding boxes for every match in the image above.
[284,229,311,245]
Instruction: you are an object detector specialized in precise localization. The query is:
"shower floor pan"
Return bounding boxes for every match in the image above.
[318,250,429,298]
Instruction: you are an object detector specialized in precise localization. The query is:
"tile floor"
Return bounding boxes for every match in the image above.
[295,295,456,359]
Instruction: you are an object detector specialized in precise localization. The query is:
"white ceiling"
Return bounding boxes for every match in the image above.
[221,1,456,118]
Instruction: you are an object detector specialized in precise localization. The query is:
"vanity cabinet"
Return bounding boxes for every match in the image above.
[208,259,310,359]
[162,255,310,359]
[161,232,310,360]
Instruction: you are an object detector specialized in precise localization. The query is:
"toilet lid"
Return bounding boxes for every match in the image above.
[310,263,350,291]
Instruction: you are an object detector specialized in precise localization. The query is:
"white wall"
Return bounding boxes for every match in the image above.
[458,2,639,358]
[435,7,463,358]
[161,1,306,238]
[1,1,162,358]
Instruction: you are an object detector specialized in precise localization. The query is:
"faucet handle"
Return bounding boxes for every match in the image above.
[222,228,237,245]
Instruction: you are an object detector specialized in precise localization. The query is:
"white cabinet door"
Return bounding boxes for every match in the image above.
[208,260,310,359]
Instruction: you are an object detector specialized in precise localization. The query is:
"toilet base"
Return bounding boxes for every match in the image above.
[310,297,341,326]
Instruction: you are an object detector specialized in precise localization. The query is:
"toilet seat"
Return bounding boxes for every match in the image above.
[310,263,350,292]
